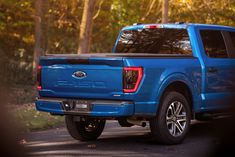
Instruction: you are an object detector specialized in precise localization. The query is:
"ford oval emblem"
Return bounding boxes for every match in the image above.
[72,71,87,79]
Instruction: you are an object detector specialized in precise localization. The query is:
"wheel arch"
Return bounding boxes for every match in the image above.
[156,73,197,116]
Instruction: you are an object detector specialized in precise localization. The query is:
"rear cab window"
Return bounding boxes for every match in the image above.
[114,28,192,55]
[228,31,235,58]
[229,31,235,46]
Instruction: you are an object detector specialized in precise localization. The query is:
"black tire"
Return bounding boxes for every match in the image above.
[117,118,134,127]
[65,115,105,141]
[150,91,191,144]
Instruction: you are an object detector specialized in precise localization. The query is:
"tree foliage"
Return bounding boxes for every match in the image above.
[0,0,235,85]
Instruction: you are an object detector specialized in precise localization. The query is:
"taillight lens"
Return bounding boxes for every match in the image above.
[37,65,42,90]
[123,67,143,93]
[144,25,160,29]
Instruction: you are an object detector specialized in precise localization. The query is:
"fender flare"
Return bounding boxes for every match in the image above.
[156,73,198,110]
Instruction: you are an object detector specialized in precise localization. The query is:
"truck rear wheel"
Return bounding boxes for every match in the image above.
[65,115,105,141]
[150,91,191,144]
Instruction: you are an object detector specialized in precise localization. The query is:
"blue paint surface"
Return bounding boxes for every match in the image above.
[35,100,64,115]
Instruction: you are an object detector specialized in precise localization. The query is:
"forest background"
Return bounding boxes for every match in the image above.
[0,0,235,104]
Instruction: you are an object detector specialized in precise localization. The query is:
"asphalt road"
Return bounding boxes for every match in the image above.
[24,120,219,157]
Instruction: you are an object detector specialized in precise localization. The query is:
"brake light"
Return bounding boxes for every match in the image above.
[37,65,42,90]
[144,25,160,29]
[123,67,143,93]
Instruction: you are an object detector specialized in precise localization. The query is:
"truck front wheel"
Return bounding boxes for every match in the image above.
[65,115,105,141]
[150,91,191,144]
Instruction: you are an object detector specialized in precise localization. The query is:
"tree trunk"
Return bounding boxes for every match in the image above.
[77,0,96,54]
[42,1,49,54]
[162,0,169,23]
[33,0,43,81]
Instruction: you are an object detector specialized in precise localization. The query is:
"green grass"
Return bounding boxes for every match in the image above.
[13,104,64,132]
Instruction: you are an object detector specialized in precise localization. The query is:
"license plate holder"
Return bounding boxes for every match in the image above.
[63,100,93,112]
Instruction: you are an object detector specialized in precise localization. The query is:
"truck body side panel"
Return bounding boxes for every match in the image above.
[122,57,201,115]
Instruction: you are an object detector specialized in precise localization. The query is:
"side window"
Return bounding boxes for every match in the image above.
[200,30,228,58]
[229,31,235,48]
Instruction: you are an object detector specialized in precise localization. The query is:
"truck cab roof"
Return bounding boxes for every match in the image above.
[122,23,235,31]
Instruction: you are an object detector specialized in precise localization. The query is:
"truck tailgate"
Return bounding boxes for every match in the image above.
[39,55,124,99]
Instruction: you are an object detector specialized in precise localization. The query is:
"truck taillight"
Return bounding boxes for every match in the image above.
[123,67,143,93]
[37,65,42,90]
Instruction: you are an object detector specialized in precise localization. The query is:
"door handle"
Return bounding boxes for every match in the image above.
[208,67,218,73]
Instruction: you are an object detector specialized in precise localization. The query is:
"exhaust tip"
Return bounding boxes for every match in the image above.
[141,122,146,127]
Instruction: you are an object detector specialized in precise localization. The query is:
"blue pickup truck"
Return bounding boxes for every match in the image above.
[35,23,235,144]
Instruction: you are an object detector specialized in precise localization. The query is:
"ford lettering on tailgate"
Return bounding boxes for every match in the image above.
[55,80,106,88]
